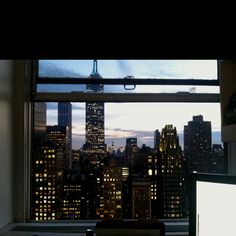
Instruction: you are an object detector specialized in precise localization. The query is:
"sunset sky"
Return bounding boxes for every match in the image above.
[39,60,221,150]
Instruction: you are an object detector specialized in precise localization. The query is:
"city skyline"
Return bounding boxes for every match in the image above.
[46,102,221,150]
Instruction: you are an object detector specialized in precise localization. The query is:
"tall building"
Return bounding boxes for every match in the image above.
[103,166,123,219]
[211,144,226,174]
[147,149,159,219]
[158,125,184,219]
[58,102,72,168]
[62,169,83,220]
[46,126,70,170]
[31,142,64,220]
[34,102,46,148]
[125,138,137,166]
[184,115,212,173]
[154,129,160,150]
[132,177,151,219]
[85,60,105,156]
[80,60,105,219]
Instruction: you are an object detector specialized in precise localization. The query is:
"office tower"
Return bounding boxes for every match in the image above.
[125,138,137,166]
[31,142,64,220]
[46,126,70,170]
[58,102,72,168]
[184,115,212,173]
[147,150,159,219]
[80,60,105,219]
[211,144,226,174]
[31,102,48,220]
[154,129,160,149]
[34,102,46,148]
[121,167,132,219]
[132,177,151,219]
[103,166,123,219]
[158,125,184,219]
[62,169,83,220]
[74,153,104,219]
[85,60,105,156]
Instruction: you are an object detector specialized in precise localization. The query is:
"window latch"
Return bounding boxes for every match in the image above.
[123,76,136,90]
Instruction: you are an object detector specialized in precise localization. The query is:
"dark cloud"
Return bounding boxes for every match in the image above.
[39,61,86,78]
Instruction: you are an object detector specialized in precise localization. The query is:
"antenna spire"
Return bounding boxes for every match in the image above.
[92,60,98,74]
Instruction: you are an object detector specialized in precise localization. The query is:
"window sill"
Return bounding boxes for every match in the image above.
[1,220,189,236]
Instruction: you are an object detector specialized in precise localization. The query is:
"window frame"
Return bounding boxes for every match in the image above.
[28,59,221,228]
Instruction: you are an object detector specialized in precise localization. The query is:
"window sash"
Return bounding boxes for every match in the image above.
[32,92,220,103]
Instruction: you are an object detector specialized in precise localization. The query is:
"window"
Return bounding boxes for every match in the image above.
[31,60,222,221]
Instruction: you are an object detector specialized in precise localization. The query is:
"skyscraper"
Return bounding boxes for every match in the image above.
[85,60,105,156]
[103,166,123,219]
[80,60,105,219]
[154,129,160,150]
[31,138,64,220]
[211,144,226,174]
[132,177,151,219]
[184,115,212,173]
[125,138,137,166]
[158,124,184,219]
[34,102,46,148]
[58,102,72,167]
[46,125,70,169]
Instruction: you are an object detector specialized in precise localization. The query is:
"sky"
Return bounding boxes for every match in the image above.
[40,60,222,150]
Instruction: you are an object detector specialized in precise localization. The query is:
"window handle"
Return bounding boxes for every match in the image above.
[123,76,136,90]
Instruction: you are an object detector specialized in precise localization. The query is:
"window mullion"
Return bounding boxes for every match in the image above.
[36,78,219,86]
[32,92,220,103]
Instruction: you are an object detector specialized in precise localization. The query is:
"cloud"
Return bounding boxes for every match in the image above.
[72,103,85,110]
[116,60,133,76]
[71,127,222,150]
[39,61,87,78]
[105,128,155,141]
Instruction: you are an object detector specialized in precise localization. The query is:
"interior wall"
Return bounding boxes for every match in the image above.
[12,61,29,222]
[0,60,14,228]
[0,60,28,228]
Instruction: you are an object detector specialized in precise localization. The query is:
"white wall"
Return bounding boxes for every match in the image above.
[0,60,14,228]
[0,60,28,228]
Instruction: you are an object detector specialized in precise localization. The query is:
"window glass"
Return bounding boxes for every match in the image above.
[31,101,223,220]
[38,60,217,80]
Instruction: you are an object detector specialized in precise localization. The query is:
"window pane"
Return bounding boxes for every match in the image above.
[38,60,217,79]
[31,102,224,221]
